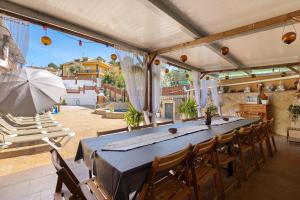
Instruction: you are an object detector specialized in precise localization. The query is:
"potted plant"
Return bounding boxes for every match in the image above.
[124,103,144,129]
[179,98,198,120]
[204,104,218,125]
[288,104,300,123]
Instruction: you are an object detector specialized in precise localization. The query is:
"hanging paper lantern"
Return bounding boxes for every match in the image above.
[221,46,229,55]
[41,35,52,46]
[79,40,83,46]
[282,32,297,44]
[180,54,187,62]
[164,68,169,74]
[154,59,160,65]
[111,53,117,61]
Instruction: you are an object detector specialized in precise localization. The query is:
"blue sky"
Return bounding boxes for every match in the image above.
[26,24,114,67]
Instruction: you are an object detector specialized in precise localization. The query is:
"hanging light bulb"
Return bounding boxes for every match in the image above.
[41,25,52,46]
[79,40,83,46]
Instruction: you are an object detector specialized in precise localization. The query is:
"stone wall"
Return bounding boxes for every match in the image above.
[220,90,299,136]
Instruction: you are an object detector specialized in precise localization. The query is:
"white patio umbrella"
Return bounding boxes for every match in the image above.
[0,67,66,116]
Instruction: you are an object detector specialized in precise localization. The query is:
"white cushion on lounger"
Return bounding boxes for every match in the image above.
[41,131,47,134]
[37,126,43,129]
[63,128,70,131]
[10,134,17,138]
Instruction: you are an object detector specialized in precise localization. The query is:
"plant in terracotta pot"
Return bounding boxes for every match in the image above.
[179,98,198,120]
[288,104,300,123]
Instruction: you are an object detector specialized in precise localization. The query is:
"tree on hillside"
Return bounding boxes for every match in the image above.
[68,63,84,75]
[48,62,58,69]
[103,70,115,85]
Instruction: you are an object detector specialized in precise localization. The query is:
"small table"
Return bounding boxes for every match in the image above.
[286,127,300,143]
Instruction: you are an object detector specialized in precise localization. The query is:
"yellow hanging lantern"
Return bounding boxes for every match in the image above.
[41,35,52,46]
[282,32,297,44]
[111,54,117,61]
[154,59,160,65]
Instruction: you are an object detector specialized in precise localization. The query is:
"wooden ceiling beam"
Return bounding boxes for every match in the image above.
[152,10,300,55]
[146,0,247,71]
[287,66,300,74]
[203,62,300,74]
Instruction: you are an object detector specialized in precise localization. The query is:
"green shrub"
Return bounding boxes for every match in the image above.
[124,104,143,128]
[179,98,198,119]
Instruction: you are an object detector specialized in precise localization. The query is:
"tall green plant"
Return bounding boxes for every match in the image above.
[124,104,143,128]
[179,98,198,119]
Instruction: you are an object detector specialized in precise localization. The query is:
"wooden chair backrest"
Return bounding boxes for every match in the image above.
[97,127,128,136]
[50,149,85,199]
[182,116,204,122]
[131,124,153,130]
[216,130,236,145]
[237,126,252,136]
[152,145,191,174]
[156,120,174,126]
[192,137,216,156]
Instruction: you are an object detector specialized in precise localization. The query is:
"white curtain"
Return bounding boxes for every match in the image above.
[116,48,150,124]
[210,80,221,115]
[192,71,201,116]
[200,78,208,107]
[151,60,162,125]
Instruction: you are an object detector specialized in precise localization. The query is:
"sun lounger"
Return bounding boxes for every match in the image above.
[3,115,59,126]
[0,118,63,131]
[8,113,54,121]
[0,125,71,136]
[0,129,75,150]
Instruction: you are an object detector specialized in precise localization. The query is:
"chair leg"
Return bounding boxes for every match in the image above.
[239,152,248,181]
[89,170,92,178]
[265,137,273,157]
[272,136,277,152]
[259,143,266,163]
[55,176,63,193]
[234,160,241,188]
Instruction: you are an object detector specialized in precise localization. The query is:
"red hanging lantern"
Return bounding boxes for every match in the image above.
[221,46,229,55]
[154,59,160,65]
[111,54,117,61]
[180,54,187,62]
[79,40,83,46]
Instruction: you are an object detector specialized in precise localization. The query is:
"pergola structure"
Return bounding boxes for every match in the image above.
[1,0,300,111]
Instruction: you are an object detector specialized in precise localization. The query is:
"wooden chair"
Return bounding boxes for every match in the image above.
[250,123,267,168]
[266,118,277,155]
[50,149,112,200]
[235,127,258,180]
[130,124,153,130]
[136,145,193,200]
[97,127,128,137]
[214,131,241,198]
[189,137,220,200]
[182,116,204,122]
[156,120,174,127]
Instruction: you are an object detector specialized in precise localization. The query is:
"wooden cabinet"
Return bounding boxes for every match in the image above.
[239,104,271,121]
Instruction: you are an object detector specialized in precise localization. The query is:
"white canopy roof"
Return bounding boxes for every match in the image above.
[2,0,300,72]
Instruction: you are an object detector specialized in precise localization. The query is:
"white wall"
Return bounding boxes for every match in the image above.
[63,79,96,89]
[64,90,97,106]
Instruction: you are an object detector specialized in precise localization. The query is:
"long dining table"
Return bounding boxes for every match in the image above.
[75,117,259,200]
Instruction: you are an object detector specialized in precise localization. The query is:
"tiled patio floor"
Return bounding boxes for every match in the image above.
[1,136,300,200]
